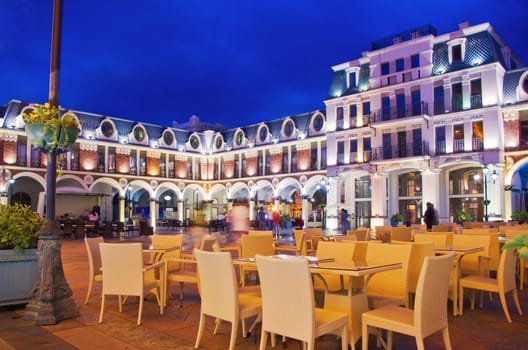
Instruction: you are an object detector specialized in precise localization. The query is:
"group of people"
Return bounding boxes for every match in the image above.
[422,202,439,230]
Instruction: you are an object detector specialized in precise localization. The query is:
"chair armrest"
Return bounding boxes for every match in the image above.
[144,260,166,272]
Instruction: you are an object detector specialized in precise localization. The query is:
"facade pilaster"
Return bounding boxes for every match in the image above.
[370,172,387,227]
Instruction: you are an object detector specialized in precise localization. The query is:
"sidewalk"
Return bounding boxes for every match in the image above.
[0,228,527,349]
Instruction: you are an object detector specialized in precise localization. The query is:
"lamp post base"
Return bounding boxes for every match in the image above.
[23,220,78,325]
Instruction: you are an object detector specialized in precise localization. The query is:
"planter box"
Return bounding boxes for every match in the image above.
[0,249,38,306]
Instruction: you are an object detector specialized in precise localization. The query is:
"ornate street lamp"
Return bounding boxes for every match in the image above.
[475,165,499,222]
[23,0,78,324]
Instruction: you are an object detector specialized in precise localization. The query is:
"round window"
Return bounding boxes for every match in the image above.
[259,126,268,142]
[163,131,174,145]
[133,127,145,142]
[215,136,223,149]
[523,76,528,95]
[101,121,114,137]
[190,135,200,149]
[235,131,244,145]
[284,120,294,137]
[313,114,324,132]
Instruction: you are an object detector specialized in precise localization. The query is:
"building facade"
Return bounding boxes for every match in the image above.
[1,21,527,231]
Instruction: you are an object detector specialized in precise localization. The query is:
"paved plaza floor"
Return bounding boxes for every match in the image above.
[0,227,528,349]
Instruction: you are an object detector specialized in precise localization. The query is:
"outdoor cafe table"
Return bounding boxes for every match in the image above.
[235,255,402,346]
[435,246,484,316]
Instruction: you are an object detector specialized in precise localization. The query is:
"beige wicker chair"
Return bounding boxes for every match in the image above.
[362,253,455,350]
[194,249,261,350]
[256,254,348,350]
[98,242,165,325]
[459,248,523,323]
[240,234,275,286]
[84,236,103,304]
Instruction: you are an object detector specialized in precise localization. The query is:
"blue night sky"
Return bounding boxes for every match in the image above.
[0,0,526,129]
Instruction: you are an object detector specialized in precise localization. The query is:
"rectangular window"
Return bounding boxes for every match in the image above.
[453,123,465,152]
[397,131,407,158]
[383,133,392,159]
[413,129,423,156]
[411,90,421,115]
[363,137,371,162]
[381,62,390,75]
[350,139,357,163]
[363,101,370,116]
[337,141,345,165]
[470,79,482,109]
[452,44,462,62]
[382,96,391,120]
[396,94,406,118]
[472,121,483,151]
[336,106,344,130]
[452,82,463,112]
[434,86,445,114]
[349,104,357,118]
[435,126,446,154]
[411,54,420,68]
[348,72,356,88]
[396,58,404,72]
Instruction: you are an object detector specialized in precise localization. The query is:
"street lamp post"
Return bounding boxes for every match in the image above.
[24,0,78,325]
[479,165,499,222]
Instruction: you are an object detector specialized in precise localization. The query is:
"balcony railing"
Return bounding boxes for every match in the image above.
[453,139,464,153]
[371,102,429,123]
[472,137,483,151]
[470,95,482,109]
[372,141,429,160]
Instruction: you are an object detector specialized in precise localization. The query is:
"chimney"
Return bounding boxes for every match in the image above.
[458,21,471,30]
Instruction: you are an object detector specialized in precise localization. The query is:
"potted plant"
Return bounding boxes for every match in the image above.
[454,210,472,225]
[0,203,44,305]
[280,214,292,229]
[22,102,80,153]
[390,213,403,227]
[502,234,528,259]
[511,211,528,224]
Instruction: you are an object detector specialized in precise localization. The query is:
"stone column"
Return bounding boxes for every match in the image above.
[370,172,387,227]
[150,198,157,227]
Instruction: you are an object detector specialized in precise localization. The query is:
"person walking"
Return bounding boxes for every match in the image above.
[340,208,349,235]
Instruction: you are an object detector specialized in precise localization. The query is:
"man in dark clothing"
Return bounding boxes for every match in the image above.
[423,202,436,231]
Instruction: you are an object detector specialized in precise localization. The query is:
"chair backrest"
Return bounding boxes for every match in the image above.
[462,228,491,235]
[99,243,144,295]
[292,229,307,255]
[391,226,413,242]
[392,241,435,295]
[199,235,217,252]
[411,224,427,234]
[241,234,275,258]
[498,248,518,293]
[76,221,86,234]
[452,234,491,276]
[365,243,413,306]
[431,224,455,232]
[414,232,453,248]
[62,222,74,234]
[314,241,355,291]
[248,230,273,236]
[85,236,103,279]
[152,234,184,271]
[194,249,238,321]
[415,253,455,336]
[503,228,528,239]
[256,255,314,342]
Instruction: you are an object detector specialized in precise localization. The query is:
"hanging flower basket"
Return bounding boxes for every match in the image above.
[23,103,80,153]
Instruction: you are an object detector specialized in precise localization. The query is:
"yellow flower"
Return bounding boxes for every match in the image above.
[22,102,80,130]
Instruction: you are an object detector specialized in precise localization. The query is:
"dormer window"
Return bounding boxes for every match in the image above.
[447,38,467,64]
[452,45,462,62]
